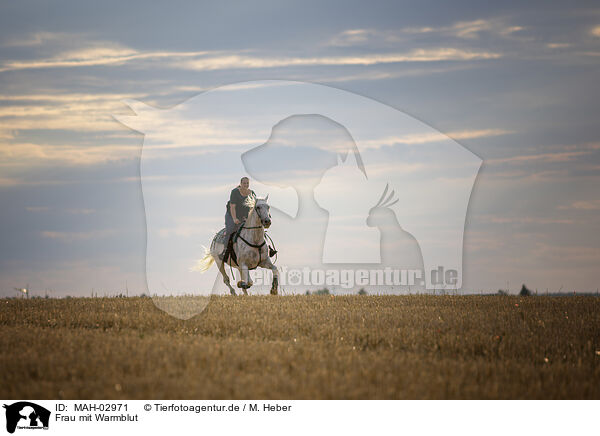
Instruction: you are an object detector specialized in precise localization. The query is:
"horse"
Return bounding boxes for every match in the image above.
[195,195,279,296]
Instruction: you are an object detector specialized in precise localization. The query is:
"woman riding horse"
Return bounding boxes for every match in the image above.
[219,176,256,262]
[195,183,278,295]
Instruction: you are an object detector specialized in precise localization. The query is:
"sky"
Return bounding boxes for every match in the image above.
[1,0,599,297]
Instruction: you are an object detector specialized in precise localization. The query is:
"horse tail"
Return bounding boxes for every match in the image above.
[191,246,215,273]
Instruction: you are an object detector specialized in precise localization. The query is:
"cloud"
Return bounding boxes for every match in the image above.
[560,200,600,210]
[0,43,213,72]
[528,241,600,264]
[328,19,523,48]
[0,142,138,166]
[477,215,575,225]
[484,143,600,181]
[360,128,512,148]
[326,28,402,47]
[449,129,513,140]
[487,150,591,165]
[171,65,474,88]
[25,206,49,213]
[0,45,134,72]
[328,29,376,46]
[0,92,148,133]
[24,206,95,214]
[358,161,428,177]
[173,81,290,94]
[307,65,473,83]
[464,231,507,252]
[2,32,75,47]
[40,229,115,242]
[0,129,14,139]
[66,208,96,215]
[180,49,501,71]
[402,19,524,40]
[453,20,522,39]
[1,44,501,73]
[0,92,143,103]
[0,177,19,187]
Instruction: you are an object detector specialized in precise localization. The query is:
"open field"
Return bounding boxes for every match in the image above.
[1,295,599,399]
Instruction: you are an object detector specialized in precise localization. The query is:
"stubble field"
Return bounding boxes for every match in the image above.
[1,295,599,399]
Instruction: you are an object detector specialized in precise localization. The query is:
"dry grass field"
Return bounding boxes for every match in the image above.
[1,295,599,399]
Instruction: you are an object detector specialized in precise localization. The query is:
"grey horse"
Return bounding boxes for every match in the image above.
[195,196,279,295]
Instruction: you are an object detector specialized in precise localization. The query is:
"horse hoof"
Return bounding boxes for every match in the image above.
[230,289,237,296]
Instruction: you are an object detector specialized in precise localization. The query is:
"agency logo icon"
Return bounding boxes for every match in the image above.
[3,402,50,433]
[114,80,481,319]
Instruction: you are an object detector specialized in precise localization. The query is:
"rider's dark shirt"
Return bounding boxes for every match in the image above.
[227,187,256,221]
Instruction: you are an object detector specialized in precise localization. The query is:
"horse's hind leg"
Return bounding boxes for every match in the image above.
[217,260,236,296]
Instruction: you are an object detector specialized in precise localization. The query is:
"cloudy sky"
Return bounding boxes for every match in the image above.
[1,0,599,296]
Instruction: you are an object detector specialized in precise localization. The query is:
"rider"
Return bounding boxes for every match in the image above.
[219,176,256,262]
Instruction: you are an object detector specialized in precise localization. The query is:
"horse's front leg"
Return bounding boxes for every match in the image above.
[236,264,250,295]
[262,258,279,295]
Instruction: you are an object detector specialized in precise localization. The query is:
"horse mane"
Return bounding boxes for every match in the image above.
[244,195,256,209]
[244,195,268,210]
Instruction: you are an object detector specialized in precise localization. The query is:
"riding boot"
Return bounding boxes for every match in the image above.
[269,245,278,257]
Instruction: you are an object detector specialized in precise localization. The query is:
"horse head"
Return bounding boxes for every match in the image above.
[247,195,272,229]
